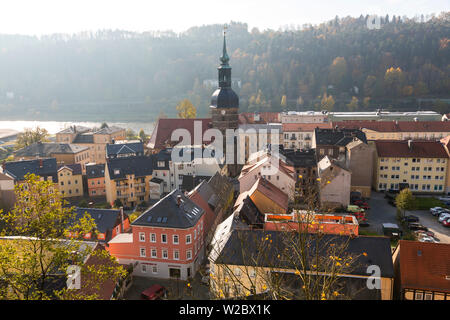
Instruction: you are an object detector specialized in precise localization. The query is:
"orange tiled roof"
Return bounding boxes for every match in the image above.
[399,240,450,293]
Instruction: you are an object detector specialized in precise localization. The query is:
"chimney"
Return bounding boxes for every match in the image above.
[120,206,124,233]
[177,195,182,207]
[39,159,43,168]
[408,139,412,150]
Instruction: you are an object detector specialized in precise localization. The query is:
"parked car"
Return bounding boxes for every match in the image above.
[438,196,450,202]
[402,215,419,223]
[430,208,449,216]
[141,285,167,300]
[438,212,450,223]
[382,223,402,239]
[414,229,435,238]
[407,222,428,232]
[418,236,438,243]
[442,217,450,227]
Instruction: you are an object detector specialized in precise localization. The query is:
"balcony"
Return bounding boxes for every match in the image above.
[135,191,146,197]
[134,183,146,187]
[116,184,128,190]
[117,194,128,199]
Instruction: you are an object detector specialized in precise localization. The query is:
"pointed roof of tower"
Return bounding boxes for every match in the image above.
[220,26,230,66]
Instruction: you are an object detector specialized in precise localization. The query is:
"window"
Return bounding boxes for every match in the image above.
[140,248,146,257]
[174,250,179,260]
[415,292,423,300]
[162,249,168,259]
[152,266,158,274]
[161,234,167,243]
[150,233,156,242]
[151,249,157,258]
[139,232,145,242]
[141,264,147,273]
[173,235,179,244]
[186,234,191,244]
[186,250,192,260]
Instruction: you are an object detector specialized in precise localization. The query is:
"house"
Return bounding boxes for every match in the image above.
[239,152,296,201]
[86,163,106,197]
[317,156,351,209]
[152,149,172,193]
[104,156,153,207]
[1,158,58,185]
[107,189,206,280]
[56,125,126,164]
[147,118,212,151]
[106,141,144,159]
[282,123,332,150]
[392,240,450,300]
[345,139,375,198]
[57,164,84,198]
[74,207,129,243]
[231,195,264,230]
[235,178,288,215]
[312,128,367,161]
[373,140,448,193]
[209,230,394,299]
[14,142,91,173]
[334,120,450,141]
[0,172,15,210]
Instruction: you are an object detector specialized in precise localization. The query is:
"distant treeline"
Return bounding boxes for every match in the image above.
[0,13,449,121]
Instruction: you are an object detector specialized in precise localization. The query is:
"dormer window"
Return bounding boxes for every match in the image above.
[114,169,120,175]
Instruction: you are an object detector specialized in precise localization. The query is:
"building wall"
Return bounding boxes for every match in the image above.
[57,168,83,198]
[363,129,450,141]
[250,189,286,215]
[108,217,206,280]
[106,173,152,207]
[87,177,106,197]
[346,142,374,198]
[283,131,313,150]
[281,114,327,123]
[319,167,351,208]
[374,155,447,193]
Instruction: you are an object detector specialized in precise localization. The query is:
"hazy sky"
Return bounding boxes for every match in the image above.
[0,0,447,35]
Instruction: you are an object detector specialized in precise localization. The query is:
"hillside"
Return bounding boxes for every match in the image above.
[0,13,449,121]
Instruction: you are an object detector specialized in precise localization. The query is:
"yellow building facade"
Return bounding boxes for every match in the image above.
[57,165,84,198]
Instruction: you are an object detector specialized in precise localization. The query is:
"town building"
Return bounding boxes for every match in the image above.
[335,120,450,141]
[373,140,448,193]
[56,125,126,164]
[280,111,328,124]
[104,156,153,207]
[0,172,15,210]
[312,128,367,161]
[209,230,394,299]
[345,139,375,198]
[57,164,84,198]
[282,123,332,150]
[14,142,91,173]
[317,156,351,208]
[86,163,106,197]
[440,135,450,195]
[238,152,296,201]
[1,158,58,185]
[327,110,441,122]
[392,240,450,300]
[107,189,207,280]
[238,123,283,162]
[106,141,144,159]
[235,178,288,215]
[239,112,280,124]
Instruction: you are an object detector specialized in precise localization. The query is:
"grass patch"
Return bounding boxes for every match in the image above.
[412,197,446,210]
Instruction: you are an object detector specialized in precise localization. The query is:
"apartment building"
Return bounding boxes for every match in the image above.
[57,164,84,198]
[107,189,206,280]
[280,111,328,123]
[282,123,332,150]
[336,121,450,141]
[1,158,58,185]
[373,140,448,193]
[86,163,106,197]
[105,156,153,207]
[312,128,367,161]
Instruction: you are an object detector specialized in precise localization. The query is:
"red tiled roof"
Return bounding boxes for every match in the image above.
[334,120,450,133]
[399,240,450,293]
[250,178,288,212]
[282,122,333,132]
[375,140,448,158]
[148,118,212,150]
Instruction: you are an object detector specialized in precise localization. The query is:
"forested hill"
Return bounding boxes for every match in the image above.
[0,13,449,122]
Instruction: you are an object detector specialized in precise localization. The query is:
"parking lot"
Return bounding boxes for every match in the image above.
[362,191,450,243]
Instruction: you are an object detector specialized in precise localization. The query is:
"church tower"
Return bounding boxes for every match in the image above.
[210,27,239,135]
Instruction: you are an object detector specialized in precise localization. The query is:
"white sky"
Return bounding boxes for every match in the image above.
[0,0,447,35]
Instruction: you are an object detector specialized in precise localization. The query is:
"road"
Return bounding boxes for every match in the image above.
[363,191,450,243]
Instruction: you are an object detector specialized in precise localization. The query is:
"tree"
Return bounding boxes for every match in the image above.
[384,67,404,98]
[126,129,137,140]
[113,199,123,208]
[346,96,359,111]
[15,127,49,150]
[100,122,109,129]
[320,93,335,111]
[138,129,147,142]
[395,188,415,218]
[0,174,126,300]
[176,99,197,119]
[328,57,348,90]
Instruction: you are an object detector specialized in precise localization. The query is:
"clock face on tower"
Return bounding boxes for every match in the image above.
[221,110,226,115]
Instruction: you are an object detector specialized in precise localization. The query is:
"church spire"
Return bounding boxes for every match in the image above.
[220,25,229,66]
